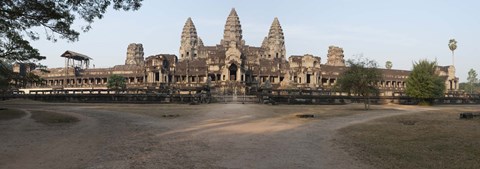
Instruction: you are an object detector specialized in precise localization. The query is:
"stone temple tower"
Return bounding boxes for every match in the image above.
[326,46,345,66]
[179,17,202,60]
[220,8,245,48]
[262,17,286,60]
[125,43,145,66]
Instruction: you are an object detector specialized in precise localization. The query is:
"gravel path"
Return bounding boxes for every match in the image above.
[0,101,434,169]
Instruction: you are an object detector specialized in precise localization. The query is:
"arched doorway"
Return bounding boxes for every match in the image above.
[229,64,238,81]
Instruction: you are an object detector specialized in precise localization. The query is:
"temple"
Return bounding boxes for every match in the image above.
[15,8,459,95]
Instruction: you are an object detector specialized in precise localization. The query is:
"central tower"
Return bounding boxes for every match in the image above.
[220,8,245,48]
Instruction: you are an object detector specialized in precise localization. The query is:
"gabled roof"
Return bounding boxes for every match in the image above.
[61,50,93,61]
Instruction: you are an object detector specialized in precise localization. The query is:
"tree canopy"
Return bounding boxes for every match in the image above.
[448,39,457,66]
[405,60,445,103]
[0,61,12,92]
[448,39,457,52]
[0,0,142,63]
[466,68,478,94]
[385,61,392,69]
[107,74,126,90]
[459,82,480,94]
[336,57,383,110]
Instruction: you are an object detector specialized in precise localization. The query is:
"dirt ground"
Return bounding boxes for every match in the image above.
[0,99,473,169]
[337,105,480,169]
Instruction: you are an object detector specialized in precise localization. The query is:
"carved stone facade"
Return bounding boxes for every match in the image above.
[168,8,292,92]
[179,18,201,60]
[326,46,345,67]
[262,18,286,60]
[220,9,245,48]
[437,65,460,91]
[18,8,459,95]
[125,43,145,66]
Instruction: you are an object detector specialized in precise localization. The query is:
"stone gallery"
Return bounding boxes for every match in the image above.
[15,9,459,95]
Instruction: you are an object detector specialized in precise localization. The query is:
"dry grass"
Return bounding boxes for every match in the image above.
[338,108,480,169]
[30,111,79,125]
[0,108,25,121]
[1,99,46,105]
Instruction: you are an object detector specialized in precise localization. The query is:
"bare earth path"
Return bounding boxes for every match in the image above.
[0,100,436,169]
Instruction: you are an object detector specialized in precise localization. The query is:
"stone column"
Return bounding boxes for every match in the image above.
[456,80,459,90]
[152,72,155,83]
[237,69,241,82]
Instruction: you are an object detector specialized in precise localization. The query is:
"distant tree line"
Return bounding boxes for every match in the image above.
[460,68,479,94]
[336,57,447,108]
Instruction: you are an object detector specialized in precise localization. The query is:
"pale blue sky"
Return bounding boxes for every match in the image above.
[30,0,479,82]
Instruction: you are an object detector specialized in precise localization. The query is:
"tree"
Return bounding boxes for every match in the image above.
[466,69,478,94]
[405,60,445,104]
[336,58,383,110]
[385,61,393,69]
[107,75,126,91]
[0,0,142,64]
[459,82,480,94]
[0,61,12,93]
[448,39,457,66]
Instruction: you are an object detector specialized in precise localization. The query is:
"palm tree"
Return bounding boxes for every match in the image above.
[385,61,393,69]
[448,39,457,66]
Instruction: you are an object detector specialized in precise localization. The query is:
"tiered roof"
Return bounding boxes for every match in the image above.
[221,8,243,46]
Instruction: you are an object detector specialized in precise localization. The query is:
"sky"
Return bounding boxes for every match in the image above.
[30,0,480,82]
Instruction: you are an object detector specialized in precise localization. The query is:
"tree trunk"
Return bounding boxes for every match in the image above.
[363,95,370,110]
[470,81,473,94]
[364,99,367,110]
[363,96,368,110]
[367,97,370,110]
[452,50,455,67]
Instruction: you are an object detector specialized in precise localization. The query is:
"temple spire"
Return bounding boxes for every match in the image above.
[179,17,199,60]
[221,8,244,47]
[267,17,284,42]
[229,8,238,16]
[263,17,286,60]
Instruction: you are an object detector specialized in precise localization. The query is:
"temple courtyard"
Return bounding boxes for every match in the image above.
[0,100,479,169]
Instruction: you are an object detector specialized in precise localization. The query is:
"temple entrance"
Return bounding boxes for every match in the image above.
[229,64,238,81]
